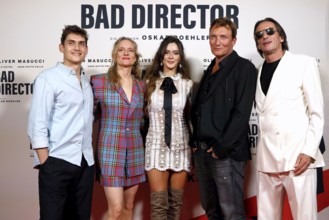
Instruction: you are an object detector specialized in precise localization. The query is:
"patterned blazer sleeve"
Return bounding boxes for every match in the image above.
[90,74,105,121]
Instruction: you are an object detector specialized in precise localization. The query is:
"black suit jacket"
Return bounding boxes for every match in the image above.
[191,51,257,161]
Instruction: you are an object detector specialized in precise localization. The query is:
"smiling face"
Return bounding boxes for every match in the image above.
[114,39,137,68]
[255,21,284,59]
[162,42,181,74]
[209,25,236,62]
[59,33,88,67]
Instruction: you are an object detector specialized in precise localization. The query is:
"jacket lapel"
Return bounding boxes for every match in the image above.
[129,79,141,109]
[116,85,129,104]
[258,52,289,112]
[255,65,266,111]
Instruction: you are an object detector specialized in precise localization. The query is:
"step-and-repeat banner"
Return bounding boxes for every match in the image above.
[1,0,328,219]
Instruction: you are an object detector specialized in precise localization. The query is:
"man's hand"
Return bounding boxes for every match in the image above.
[207,147,219,159]
[294,153,314,176]
[36,148,49,165]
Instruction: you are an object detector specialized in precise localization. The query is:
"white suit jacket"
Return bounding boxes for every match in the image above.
[256,51,325,172]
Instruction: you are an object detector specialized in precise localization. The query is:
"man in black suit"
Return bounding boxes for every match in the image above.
[190,17,257,220]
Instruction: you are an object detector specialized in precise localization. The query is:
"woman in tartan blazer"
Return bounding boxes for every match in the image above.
[90,37,146,220]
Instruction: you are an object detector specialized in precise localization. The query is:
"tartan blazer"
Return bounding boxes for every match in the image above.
[90,73,145,178]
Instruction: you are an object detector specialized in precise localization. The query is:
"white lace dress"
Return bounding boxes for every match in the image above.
[145,72,193,172]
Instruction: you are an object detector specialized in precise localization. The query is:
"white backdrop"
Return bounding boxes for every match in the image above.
[1,0,328,219]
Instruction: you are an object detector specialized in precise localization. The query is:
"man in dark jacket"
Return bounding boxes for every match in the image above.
[190,17,257,220]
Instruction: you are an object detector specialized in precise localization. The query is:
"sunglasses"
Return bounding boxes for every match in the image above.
[255,27,277,39]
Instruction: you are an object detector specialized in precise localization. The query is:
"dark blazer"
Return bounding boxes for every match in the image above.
[191,51,257,161]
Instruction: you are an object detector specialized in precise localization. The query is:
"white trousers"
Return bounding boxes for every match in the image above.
[257,169,317,220]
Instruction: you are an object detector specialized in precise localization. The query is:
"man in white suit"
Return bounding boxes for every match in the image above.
[253,17,325,220]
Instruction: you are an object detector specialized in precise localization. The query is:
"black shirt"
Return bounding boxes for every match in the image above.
[260,59,281,95]
[194,53,232,142]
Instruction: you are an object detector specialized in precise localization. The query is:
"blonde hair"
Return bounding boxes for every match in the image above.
[107,37,142,90]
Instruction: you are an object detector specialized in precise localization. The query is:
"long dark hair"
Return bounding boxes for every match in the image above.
[143,36,190,114]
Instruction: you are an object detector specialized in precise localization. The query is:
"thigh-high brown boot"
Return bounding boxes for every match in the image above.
[167,189,184,220]
[150,191,169,220]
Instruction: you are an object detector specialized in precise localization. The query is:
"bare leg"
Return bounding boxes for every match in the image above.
[103,187,124,220]
[122,185,139,220]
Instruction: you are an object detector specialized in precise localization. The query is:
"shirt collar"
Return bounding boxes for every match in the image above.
[56,62,85,76]
[211,50,237,69]
[159,71,181,81]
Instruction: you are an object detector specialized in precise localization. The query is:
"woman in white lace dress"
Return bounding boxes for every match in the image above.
[144,36,193,220]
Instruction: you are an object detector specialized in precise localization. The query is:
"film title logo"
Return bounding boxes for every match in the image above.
[81,4,239,29]
[0,70,33,97]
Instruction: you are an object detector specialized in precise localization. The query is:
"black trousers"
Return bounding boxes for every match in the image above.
[38,156,94,220]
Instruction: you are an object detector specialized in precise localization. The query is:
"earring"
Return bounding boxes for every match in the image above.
[179,63,182,68]
[160,62,163,66]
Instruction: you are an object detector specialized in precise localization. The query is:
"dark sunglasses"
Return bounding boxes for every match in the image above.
[255,27,277,39]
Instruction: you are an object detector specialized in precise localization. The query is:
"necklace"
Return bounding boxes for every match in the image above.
[160,71,178,78]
